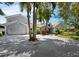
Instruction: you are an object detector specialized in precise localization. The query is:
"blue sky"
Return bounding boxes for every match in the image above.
[0,2,61,24]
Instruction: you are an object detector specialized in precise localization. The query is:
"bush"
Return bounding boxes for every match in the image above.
[55,29,64,35]
[60,30,64,34]
[76,30,79,36]
[55,29,60,34]
[36,27,41,34]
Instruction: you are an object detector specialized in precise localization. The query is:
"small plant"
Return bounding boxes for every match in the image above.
[36,27,41,34]
[76,30,79,36]
[55,29,64,35]
[55,29,60,34]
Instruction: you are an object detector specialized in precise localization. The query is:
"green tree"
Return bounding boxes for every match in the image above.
[70,3,79,29]
[36,3,45,24]
[57,2,71,22]
[58,2,79,29]
[36,3,56,35]
[44,5,52,34]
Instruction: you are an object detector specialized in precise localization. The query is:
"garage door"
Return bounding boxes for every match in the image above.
[6,22,27,35]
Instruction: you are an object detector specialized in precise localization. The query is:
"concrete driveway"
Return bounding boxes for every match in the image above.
[0,35,79,57]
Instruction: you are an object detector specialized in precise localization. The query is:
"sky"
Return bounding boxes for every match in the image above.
[0,2,62,25]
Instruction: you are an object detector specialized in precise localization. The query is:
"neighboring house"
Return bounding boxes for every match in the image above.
[0,25,5,35]
[41,24,54,34]
[4,14,29,35]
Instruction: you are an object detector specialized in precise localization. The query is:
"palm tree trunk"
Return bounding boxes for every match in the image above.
[33,2,37,41]
[46,20,48,35]
[29,2,37,41]
[27,9,31,40]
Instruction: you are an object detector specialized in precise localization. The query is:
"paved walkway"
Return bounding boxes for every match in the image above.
[0,35,79,57]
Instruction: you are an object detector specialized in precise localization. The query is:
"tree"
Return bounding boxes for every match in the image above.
[44,5,52,34]
[35,2,56,35]
[20,2,40,41]
[70,3,79,29]
[20,2,32,41]
[57,2,79,29]
[42,3,56,34]
[31,2,37,41]
[37,3,45,24]
[57,2,71,22]
[30,2,42,41]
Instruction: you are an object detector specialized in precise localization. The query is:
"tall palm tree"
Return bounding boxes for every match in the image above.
[20,2,32,41]
[31,2,37,41]
[20,2,39,41]
[29,2,40,41]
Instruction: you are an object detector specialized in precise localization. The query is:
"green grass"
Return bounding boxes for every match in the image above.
[58,33,79,40]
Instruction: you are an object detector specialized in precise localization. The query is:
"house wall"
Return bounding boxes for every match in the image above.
[6,22,28,35]
[0,28,5,33]
[5,14,29,35]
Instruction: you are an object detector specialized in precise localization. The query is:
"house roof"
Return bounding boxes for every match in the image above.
[5,14,28,24]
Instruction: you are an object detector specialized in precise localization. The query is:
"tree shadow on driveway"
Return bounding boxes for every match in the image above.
[0,36,79,57]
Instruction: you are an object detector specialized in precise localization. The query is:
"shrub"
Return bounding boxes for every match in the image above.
[55,29,60,34]
[55,29,64,35]
[76,30,79,36]
[60,30,64,34]
[36,27,41,34]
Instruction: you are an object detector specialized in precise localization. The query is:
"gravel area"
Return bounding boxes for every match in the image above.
[0,35,79,57]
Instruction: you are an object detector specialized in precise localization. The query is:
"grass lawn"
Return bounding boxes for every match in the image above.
[63,35,79,39]
[58,33,79,40]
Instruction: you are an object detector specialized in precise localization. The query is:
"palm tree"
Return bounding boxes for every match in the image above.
[30,2,37,41]
[29,2,40,41]
[20,2,32,41]
[20,2,39,41]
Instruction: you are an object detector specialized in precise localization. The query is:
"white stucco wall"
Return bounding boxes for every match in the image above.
[5,14,29,35]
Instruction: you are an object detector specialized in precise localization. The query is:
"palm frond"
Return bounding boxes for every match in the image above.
[20,2,31,12]
[4,2,14,6]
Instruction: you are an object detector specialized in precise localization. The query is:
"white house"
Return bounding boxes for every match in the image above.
[4,14,29,35]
